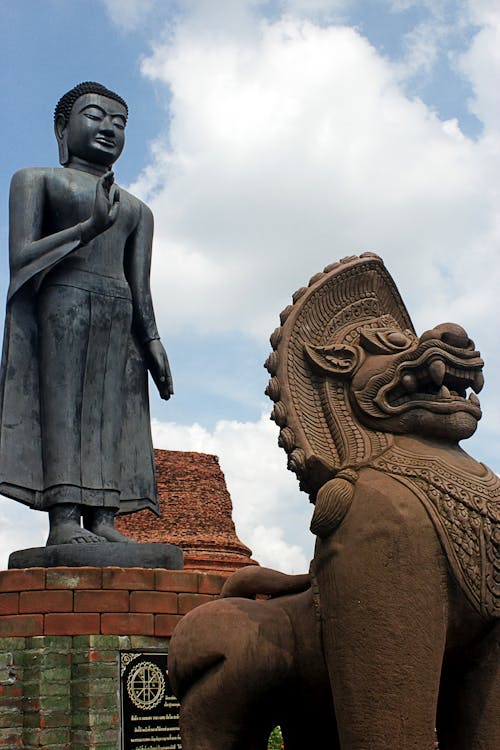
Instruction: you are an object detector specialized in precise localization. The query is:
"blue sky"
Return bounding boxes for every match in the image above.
[0,0,499,570]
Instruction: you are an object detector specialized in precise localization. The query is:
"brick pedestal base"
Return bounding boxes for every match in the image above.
[0,568,224,749]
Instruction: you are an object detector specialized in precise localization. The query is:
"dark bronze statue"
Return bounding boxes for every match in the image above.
[0,82,173,547]
[168,254,499,749]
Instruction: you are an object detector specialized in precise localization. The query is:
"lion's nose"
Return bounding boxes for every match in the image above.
[420,323,474,350]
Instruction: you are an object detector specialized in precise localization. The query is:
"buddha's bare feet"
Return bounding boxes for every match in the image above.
[47,503,105,545]
[47,523,105,545]
[83,508,134,543]
[90,523,134,543]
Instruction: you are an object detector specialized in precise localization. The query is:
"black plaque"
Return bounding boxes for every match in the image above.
[120,650,181,750]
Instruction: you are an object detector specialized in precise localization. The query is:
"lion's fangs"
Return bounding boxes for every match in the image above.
[473,371,484,393]
[429,359,446,387]
[401,373,417,392]
[399,363,484,402]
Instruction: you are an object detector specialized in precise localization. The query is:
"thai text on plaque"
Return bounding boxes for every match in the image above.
[120,650,181,750]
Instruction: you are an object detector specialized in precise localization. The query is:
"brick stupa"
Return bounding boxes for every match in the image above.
[116,449,255,576]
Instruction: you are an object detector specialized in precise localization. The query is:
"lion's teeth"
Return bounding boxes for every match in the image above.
[428,359,445,387]
[438,385,451,398]
[401,373,417,392]
[468,392,481,406]
[472,371,484,394]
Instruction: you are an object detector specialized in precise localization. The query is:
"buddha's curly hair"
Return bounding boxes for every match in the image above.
[54,82,128,124]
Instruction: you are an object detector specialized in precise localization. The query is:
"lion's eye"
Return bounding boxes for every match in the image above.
[359,327,415,354]
[386,331,409,347]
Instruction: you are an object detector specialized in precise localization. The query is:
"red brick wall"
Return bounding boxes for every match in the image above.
[0,568,223,638]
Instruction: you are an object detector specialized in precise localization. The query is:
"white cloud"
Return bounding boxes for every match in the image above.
[458,2,500,133]
[280,0,349,19]
[124,5,499,370]
[245,525,308,572]
[152,414,314,572]
[102,0,159,31]
[128,0,500,478]
[386,0,500,110]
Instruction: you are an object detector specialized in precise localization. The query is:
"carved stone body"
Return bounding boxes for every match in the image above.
[168,567,335,750]
[169,557,498,749]
[170,254,499,749]
[312,457,498,749]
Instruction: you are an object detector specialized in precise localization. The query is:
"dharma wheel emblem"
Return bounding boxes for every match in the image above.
[126,660,166,710]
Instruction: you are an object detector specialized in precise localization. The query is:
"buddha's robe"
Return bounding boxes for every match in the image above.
[0,167,160,515]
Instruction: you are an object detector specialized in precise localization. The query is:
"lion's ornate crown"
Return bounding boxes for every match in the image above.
[265,253,414,497]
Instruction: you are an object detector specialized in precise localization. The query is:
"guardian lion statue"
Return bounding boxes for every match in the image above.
[168,254,499,750]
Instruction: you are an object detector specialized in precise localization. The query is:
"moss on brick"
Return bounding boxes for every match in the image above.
[0,709,22,728]
[73,635,120,650]
[71,662,117,680]
[21,650,71,669]
[25,636,72,650]
[0,637,25,651]
[23,665,71,684]
[22,727,70,745]
[71,678,116,698]
[0,727,22,744]
[129,634,169,649]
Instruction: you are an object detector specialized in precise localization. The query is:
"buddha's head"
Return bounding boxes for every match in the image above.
[54,82,128,169]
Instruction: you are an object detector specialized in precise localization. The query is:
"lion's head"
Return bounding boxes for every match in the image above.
[265,254,484,498]
[306,320,483,442]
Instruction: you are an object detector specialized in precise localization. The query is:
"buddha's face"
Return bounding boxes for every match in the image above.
[59,93,127,168]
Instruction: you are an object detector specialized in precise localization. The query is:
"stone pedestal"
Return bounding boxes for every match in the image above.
[8,542,183,570]
[0,567,225,749]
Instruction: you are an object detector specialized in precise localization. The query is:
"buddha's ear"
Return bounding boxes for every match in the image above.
[54,114,69,166]
[304,342,361,378]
